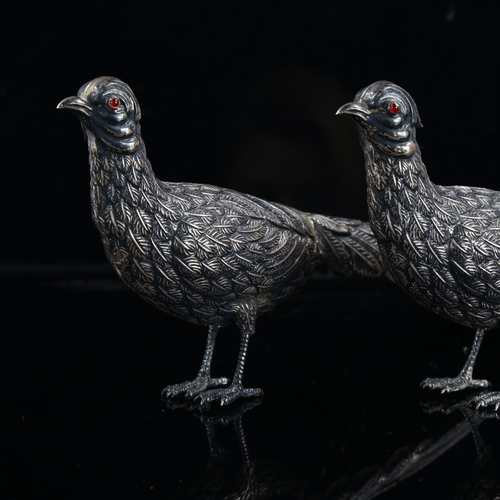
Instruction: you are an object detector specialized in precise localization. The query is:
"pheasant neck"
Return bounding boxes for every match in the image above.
[363,142,444,242]
[88,140,162,229]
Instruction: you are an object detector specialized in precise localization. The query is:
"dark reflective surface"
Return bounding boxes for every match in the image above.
[4,4,500,496]
[2,269,500,498]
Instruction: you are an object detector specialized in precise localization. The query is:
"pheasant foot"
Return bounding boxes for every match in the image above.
[421,375,491,393]
[470,391,500,413]
[195,383,263,406]
[161,375,230,399]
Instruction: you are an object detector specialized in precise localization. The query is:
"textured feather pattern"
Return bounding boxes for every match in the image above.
[308,213,383,277]
[364,148,500,329]
[339,78,500,331]
[60,76,384,405]
[89,142,383,327]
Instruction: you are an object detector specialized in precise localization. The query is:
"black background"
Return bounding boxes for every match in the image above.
[3,1,500,498]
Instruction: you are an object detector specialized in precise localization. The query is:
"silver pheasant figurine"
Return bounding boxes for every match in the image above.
[58,76,383,406]
[338,80,500,410]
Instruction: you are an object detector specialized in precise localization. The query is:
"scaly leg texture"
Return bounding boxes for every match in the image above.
[196,311,262,406]
[421,328,491,393]
[471,391,500,412]
[162,325,230,399]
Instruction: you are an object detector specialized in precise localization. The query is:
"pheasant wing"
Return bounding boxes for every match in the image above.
[172,200,317,303]
[449,208,500,306]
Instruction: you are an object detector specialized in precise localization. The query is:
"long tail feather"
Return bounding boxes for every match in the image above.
[308,213,384,277]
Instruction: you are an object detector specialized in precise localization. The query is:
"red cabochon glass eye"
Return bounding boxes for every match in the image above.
[388,102,399,114]
[109,97,120,108]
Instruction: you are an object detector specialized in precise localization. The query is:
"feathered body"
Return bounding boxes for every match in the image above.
[338,80,500,408]
[90,146,379,327]
[59,76,383,405]
[364,147,500,331]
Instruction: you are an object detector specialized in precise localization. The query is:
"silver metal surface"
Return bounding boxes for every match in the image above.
[338,80,500,410]
[58,76,383,406]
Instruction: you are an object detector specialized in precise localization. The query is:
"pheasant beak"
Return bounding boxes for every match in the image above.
[57,96,92,117]
[336,102,369,122]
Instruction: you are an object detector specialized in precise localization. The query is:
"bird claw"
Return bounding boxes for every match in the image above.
[162,375,231,399]
[470,391,500,415]
[420,376,491,393]
[185,377,230,398]
[162,377,261,407]
[194,384,263,407]
[421,388,494,416]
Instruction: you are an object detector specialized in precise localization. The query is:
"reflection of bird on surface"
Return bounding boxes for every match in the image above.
[165,398,309,499]
[423,392,500,500]
[58,76,383,406]
[165,393,499,500]
[327,392,498,500]
[338,80,500,410]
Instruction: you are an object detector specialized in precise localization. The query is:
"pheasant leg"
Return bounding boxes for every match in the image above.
[162,325,230,398]
[421,328,491,393]
[196,312,262,406]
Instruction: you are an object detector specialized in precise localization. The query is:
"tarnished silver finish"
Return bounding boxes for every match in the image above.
[338,80,500,409]
[58,76,383,406]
